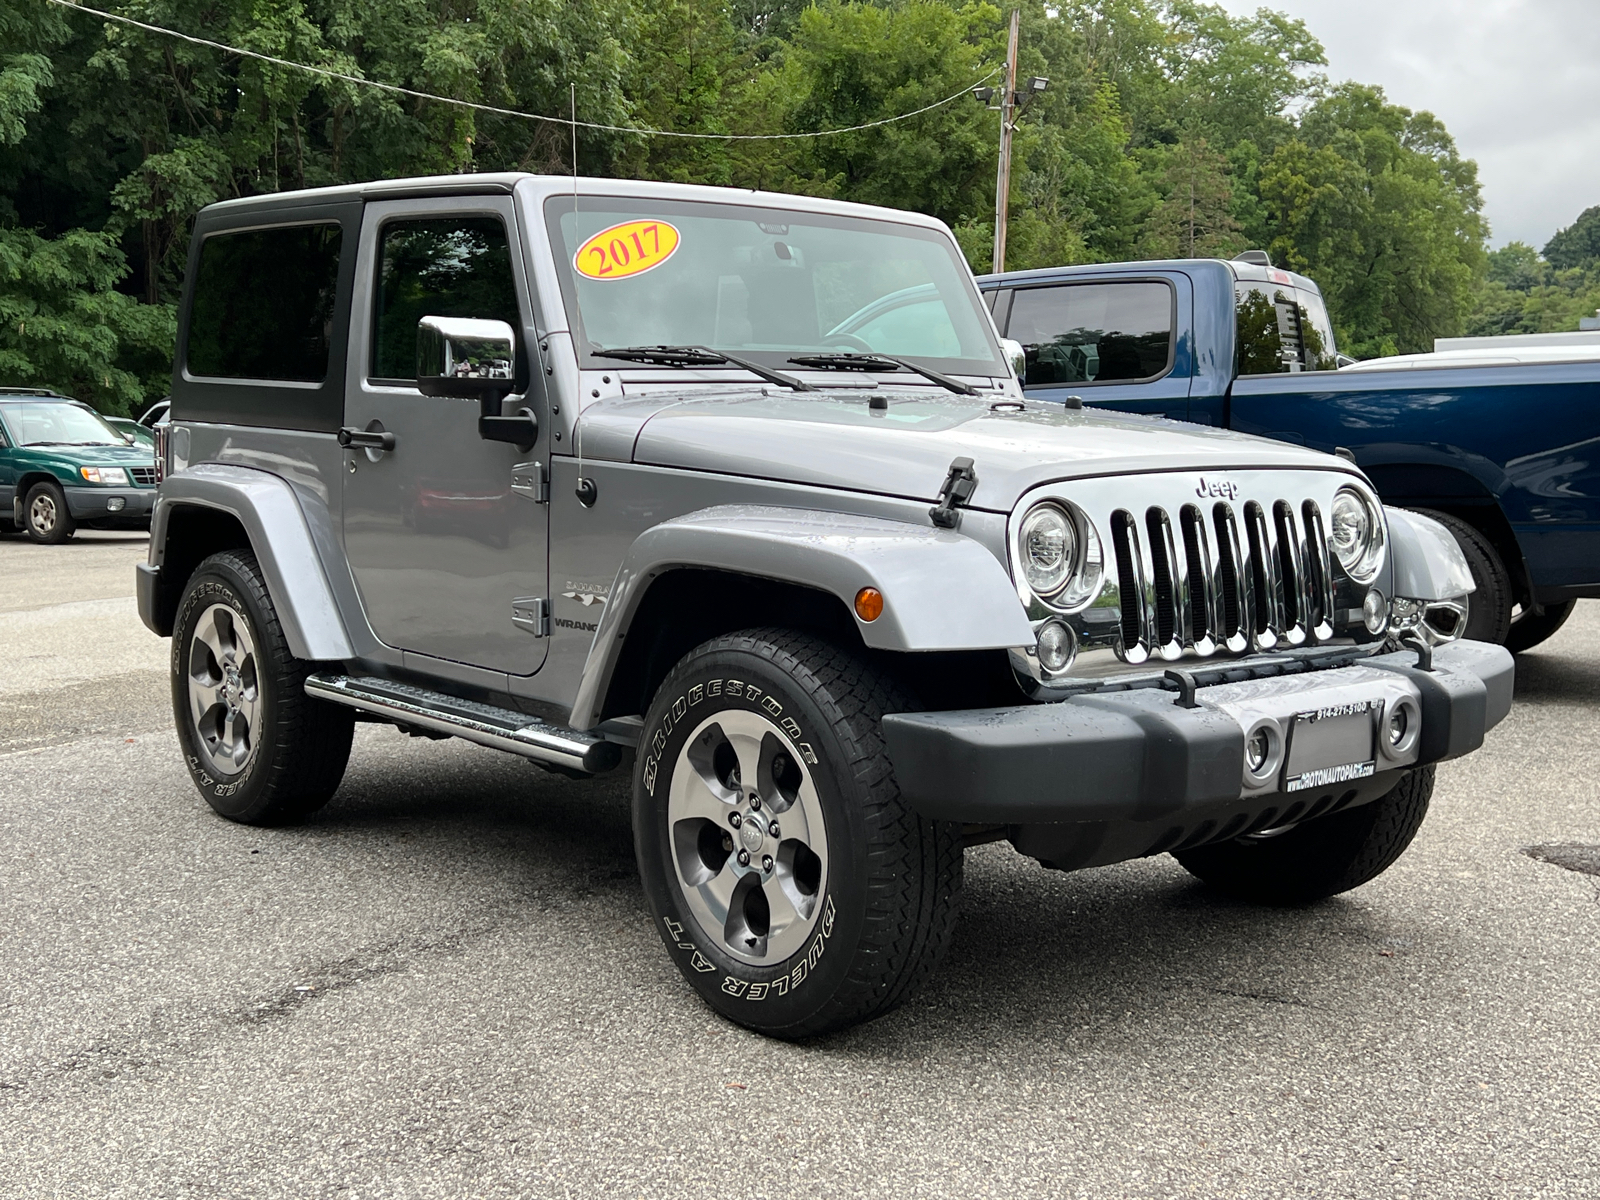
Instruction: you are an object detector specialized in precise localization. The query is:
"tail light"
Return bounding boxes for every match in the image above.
[153,421,169,484]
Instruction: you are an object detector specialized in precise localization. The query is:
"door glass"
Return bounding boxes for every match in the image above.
[372,218,521,382]
[1235,283,1337,374]
[1006,282,1174,386]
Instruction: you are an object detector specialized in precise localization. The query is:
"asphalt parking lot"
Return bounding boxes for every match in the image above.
[2,532,1597,1198]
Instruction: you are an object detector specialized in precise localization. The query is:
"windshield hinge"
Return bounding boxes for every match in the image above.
[929,457,978,529]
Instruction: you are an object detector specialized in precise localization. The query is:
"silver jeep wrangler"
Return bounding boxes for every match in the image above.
[138,174,1512,1037]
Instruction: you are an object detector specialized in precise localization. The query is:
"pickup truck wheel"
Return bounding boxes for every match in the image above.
[1410,509,1511,643]
[1505,598,1576,654]
[633,629,963,1038]
[1174,766,1434,905]
[24,481,75,544]
[171,549,355,826]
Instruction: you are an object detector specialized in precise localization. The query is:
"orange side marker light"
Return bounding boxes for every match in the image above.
[854,587,884,622]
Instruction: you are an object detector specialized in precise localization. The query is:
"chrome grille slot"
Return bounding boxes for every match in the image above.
[1302,500,1336,640]
[1273,500,1306,644]
[1179,504,1220,655]
[1212,502,1249,653]
[1243,501,1278,648]
[1110,510,1148,661]
[1145,507,1179,653]
[129,466,156,486]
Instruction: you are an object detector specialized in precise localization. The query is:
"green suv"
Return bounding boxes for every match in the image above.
[0,390,158,543]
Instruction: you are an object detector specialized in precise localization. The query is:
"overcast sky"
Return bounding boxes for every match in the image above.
[1216,0,1600,249]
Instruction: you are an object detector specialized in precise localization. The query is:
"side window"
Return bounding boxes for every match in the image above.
[372,217,521,382]
[1005,282,1174,386]
[1235,283,1337,374]
[187,223,343,381]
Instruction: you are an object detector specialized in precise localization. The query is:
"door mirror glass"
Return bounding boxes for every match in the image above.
[998,337,1026,379]
[416,316,516,399]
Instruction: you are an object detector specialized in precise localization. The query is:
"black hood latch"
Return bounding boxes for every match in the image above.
[929,457,977,529]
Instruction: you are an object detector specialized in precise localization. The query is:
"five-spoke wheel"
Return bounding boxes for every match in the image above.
[185,602,262,776]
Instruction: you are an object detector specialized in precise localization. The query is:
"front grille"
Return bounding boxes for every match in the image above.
[1108,497,1336,664]
[129,466,156,486]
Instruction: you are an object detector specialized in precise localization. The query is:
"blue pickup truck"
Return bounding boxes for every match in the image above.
[979,256,1598,651]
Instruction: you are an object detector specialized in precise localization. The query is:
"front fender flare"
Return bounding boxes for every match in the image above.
[569,505,1034,729]
[1386,506,1475,601]
[147,463,354,661]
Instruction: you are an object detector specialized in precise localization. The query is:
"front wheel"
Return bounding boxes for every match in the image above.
[172,549,355,825]
[1174,767,1434,905]
[24,481,74,544]
[633,629,963,1038]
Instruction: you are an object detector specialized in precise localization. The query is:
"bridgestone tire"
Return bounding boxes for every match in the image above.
[1174,766,1434,905]
[1505,598,1576,654]
[24,480,74,545]
[633,629,963,1038]
[171,549,354,825]
[1411,509,1511,644]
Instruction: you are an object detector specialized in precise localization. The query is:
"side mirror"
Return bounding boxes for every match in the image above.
[416,315,537,449]
[998,337,1027,380]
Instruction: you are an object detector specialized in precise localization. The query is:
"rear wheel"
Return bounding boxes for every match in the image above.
[1175,767,1434,904]
[1506,598,1576,654]
[24,481,74,544]
[172,549,354,825]
[1411,509,1511,644]
[633,629,963,1038]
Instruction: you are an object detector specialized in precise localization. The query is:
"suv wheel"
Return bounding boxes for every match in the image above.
[1174,766,1434,904]
[1411,509,1511,643]
[633,629,963,1038]
[172,549,355,825]
[24,481,74,544]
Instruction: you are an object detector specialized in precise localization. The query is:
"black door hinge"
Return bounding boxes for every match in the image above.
[929,457,977,529]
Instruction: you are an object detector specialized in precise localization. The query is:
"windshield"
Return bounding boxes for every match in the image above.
[0,401,127,447]
[545,196,1005,377]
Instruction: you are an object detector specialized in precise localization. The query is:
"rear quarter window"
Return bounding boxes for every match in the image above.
[1235,282,1337,374]
[187,223,343,381]
[1005,281,1174,386]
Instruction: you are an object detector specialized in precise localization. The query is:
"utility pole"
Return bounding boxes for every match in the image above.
[992,8,1021,274]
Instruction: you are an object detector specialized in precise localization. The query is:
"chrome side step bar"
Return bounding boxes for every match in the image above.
[305,674,622,775]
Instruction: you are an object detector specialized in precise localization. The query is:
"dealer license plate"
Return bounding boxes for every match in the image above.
[1284,700,1378,792]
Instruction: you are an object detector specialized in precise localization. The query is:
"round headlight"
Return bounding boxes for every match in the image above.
[1330,487,1384,583]
[1020,504,1075,596]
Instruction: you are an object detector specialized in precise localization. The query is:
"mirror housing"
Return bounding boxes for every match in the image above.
[416,315,537,449]
[998,337,1027,380]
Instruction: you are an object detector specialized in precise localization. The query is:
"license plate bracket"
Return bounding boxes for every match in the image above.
[1284,700,1378,792]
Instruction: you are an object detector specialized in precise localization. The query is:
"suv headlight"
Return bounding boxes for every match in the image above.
[1330,486,1384,583]
[79,466,130,486]
[1016,501,1104,609]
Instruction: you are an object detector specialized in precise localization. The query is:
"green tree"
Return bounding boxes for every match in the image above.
[1542,205,1600,271]
[1137,135,1242,258]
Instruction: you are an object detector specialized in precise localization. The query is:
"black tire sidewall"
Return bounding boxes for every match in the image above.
[633,643,869,1035]
[171,555,285,823]
[1411,509,1510,644]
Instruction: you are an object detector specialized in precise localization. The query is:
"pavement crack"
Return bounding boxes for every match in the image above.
[1198,985,1315,1008]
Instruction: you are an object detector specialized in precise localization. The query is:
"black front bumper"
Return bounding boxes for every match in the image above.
[64,486,155,524]
[883,640,1513,835]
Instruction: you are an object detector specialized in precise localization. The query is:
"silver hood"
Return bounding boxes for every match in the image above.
[583,388,1360,510]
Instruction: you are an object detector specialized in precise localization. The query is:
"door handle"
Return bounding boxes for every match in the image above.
[338,425,396,452]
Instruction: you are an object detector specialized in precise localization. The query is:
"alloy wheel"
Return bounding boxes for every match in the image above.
[667,709,829,966]
[186,602,262,776]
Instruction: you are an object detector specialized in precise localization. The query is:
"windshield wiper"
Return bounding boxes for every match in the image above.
[593,345,815,392]
[786,352,979,396]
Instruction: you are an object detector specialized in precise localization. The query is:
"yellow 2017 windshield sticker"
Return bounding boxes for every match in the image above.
[574,220,681,281]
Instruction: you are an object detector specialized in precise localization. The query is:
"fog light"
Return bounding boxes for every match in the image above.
[1363,588,1388,634]
[1388,705,1408,747]
[1036,619,1075,674]
[1246,728,1271,773]
[106,497,126,512]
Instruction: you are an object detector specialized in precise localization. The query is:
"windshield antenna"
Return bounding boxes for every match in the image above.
[571,83,595,508]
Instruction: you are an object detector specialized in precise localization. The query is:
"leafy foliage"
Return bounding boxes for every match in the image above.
[0,0,1533,405]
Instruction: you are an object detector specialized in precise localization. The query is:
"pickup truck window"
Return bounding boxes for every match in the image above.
[1235,282,1337,374]
[1004,281,1174,386]
[186,223,342,382]
[371,217,521,382]
[546,197,1003,377]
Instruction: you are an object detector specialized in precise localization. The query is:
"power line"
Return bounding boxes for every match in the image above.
[43,0,998,141]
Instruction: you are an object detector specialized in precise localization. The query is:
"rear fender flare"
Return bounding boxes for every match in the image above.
[149,463,354,661]
[569,505,1033,729]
